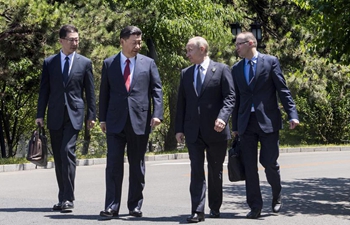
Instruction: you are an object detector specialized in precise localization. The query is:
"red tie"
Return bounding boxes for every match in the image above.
[124,59,131,91]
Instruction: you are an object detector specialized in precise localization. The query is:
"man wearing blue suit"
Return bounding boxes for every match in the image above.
[231,32,299,219]
[175,36,235,223]
[98,26,163,219]
[36,24,96,212]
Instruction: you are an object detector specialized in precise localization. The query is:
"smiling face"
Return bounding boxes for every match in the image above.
[185,38,207,65]
[121,34,142,58]
[59,32,79,56]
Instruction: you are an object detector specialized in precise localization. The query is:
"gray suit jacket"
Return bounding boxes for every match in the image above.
[37,52,96,130]
[99,53,163,135]
[175,60,235,144]
[231,53,298,135]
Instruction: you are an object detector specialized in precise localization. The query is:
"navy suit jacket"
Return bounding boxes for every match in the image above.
[99,53,163,135]
[231,53,298,135]
[175,60,235,144]
[36,52,96,130]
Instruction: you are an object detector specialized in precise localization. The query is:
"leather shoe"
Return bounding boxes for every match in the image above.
[129,208,142,217]
[272,196,282,213]
[61,200,74,212]
[246,208,261,219]
[52,202,62,211]
[100,208,118,219]
[187,212,205,223]
[209,210,220,218]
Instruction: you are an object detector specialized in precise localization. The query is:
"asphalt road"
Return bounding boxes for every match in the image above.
[0,151,350,224]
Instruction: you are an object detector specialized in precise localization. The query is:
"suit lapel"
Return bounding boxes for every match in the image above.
[255,54,264,81]
[66,53,79,85]
[200,60,215,95]
[129,54,141,91]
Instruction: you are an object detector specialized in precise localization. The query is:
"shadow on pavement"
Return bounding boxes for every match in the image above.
[224,177,350,218]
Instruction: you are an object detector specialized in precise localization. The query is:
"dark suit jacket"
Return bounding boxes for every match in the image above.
[231,53,298,135]
[99,53,163,135]
[36,52,96,130]
[175,60,235,144]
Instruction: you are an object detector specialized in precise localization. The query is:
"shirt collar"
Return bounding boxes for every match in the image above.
[61,51,75,61]
[120,52,136,64]
[198,57,210,70]
[245,52,259,65]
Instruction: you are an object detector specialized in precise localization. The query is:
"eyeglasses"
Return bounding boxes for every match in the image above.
[64,38,79,43]
[235,41,249,47]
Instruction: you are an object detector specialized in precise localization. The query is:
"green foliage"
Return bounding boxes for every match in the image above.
[2,0,350,158]
[291,0,350,64]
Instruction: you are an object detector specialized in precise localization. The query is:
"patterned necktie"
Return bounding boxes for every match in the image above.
[124,59,131,91]
[63,56,69,84]
[196,65,202,95]
[248,60,254,84]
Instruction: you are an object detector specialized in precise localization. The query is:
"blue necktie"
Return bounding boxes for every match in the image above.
[63,56,69,84]
[196,65,202,95]
[248,60,254,84]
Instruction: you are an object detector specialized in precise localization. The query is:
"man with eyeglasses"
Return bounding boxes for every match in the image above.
[231,32,299,219]
[36,24,96,212]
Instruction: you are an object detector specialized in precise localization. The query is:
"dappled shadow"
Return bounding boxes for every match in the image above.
[224,177,350,218]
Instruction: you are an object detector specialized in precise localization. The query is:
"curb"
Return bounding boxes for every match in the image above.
[1,147,350,173]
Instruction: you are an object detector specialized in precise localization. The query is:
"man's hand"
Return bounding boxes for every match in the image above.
[214,118,226,132]
[87,120,95,130]
[289,119,300,129]
[175,132,185,144]
[35,118,44,127]
[150,117,161,128]
[100,122,107,133]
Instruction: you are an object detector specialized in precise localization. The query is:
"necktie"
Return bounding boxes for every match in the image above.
[248,60,254,84]
[124,59,131,91]
[196,65,202,95]
[63,56,69,84]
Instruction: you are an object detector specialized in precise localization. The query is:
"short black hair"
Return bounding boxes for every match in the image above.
[119,26,142,40]
[59,25,78,39]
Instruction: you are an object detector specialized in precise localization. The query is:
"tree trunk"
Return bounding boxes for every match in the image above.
[164,90,178,151]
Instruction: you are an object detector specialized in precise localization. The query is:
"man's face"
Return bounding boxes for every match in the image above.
[121,34,142,58]
[235,35,250,58]
[59,32,79,55]
[186,40,205,65]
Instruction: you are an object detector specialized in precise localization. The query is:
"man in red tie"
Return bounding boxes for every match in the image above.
[98,26,163,219]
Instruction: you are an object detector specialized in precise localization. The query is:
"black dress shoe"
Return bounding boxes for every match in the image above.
[129,208,142,217]
[187,212,205,223]
[209,210,220,218]
[100,208,118,219]
[272,196,282,213]
[52,202,62,211]
[61,200,74,212]
[246,208,261,219]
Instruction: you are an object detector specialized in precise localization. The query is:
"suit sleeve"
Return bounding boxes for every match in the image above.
[175,71,185,133]
[231,65,240,132]
[271,57,299,120]
[218,64,235,123]
[36,60,50,119]
[150,60,163,120]
[84,60,96,121]
[99,60,110,122]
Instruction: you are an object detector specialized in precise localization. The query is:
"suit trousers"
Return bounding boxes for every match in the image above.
[104,115,149,213]
[50,107,79,202]
[186,133,227,213]
[240,113,281,210]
